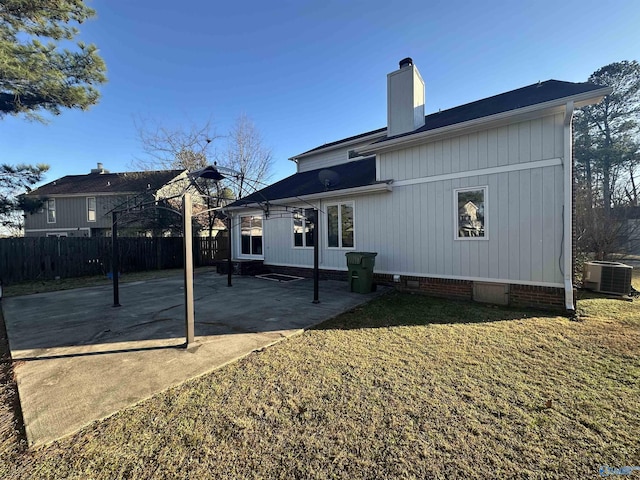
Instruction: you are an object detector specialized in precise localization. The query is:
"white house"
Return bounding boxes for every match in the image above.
[228,58,611,311]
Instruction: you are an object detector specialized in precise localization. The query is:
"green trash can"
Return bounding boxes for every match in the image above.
[345,252,377,293]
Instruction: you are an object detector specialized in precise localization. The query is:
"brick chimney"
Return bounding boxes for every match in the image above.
[387,57,425,137]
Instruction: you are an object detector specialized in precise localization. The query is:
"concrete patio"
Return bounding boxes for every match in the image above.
[2,271,384,447]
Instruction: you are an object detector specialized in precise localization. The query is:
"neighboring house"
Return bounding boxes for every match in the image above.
[23,164,188,237]
[228,58,612,311]
[458,201,482,238]
[613,206,640,256]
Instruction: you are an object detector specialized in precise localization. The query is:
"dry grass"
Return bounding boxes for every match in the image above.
[0,308,26,459]
[0,274,638,479]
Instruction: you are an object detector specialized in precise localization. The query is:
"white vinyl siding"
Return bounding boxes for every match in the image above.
[296,137,384,173]
[378,114,564,181]
[257,113,565,286]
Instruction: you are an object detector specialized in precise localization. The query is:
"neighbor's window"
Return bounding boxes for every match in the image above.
[327,202,354,248]
[455,186,487,239]
[87,197,97,222]
[293,208,316,247]
[241,215,263,256]
[47,199,56,223]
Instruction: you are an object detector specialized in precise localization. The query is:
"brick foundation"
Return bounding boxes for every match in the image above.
[509,284,566,311]
[262,264,567,312]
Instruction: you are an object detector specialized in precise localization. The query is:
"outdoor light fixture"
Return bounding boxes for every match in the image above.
[189,165,225,182]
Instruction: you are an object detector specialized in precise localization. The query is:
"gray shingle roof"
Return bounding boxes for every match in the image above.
[382,79,606,142]
[27,170,185,196]
[294,79,607,156]
[230,157,377,206]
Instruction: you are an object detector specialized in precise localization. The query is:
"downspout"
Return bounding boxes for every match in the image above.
[563,101,575,311]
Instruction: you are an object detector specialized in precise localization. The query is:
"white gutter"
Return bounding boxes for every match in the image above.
[226,182,393,210]
[356,87,612,156]
[563,101,575,312]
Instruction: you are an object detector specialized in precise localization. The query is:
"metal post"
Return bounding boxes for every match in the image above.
[227,215,232,287]
[312,208,319,304]
[112,211,120,307]
[183,193,195,345]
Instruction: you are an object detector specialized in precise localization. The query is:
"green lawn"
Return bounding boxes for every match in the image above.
[0,275,638,479]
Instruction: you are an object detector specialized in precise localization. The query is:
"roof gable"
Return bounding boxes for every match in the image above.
[28,170,186,196]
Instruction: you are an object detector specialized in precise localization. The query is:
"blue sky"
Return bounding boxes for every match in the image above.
[1,0,639,186]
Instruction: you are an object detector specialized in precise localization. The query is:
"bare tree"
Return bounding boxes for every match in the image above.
[132,114,273,237]
[131,117,218,171]
[217,114,274,199]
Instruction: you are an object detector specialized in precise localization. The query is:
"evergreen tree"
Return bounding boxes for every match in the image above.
[0,163,49,235]
[0,0,107,121]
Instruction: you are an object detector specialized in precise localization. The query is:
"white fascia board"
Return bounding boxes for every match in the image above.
[289,131,387,162]
[356,87,613,155]
[226,182,392,210]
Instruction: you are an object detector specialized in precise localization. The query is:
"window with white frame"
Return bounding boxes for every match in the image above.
[327,202,354,248]
[293,208,315,248]
[240,215,263,256]
[47,198,56,223]
[455,186,487,239]
[87,197,97,222]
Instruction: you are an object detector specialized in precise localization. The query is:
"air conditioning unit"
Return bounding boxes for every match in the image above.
[583,261,633,295]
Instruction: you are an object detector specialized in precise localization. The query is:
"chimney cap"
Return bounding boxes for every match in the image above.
[399,57,413,69]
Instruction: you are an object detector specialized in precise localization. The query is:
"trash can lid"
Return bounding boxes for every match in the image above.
[345,252,377,264]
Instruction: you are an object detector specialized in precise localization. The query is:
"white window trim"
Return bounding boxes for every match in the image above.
[238,214,264,259]
[454,185,488,241]
[292,208,316,249]
[87,197,97,223]
[47,198,56,224]
[326,201,356,250]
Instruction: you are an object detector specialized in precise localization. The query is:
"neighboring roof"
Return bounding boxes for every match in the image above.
[230,157,377,206]
[27,170,186,196]
[293,79,608,157]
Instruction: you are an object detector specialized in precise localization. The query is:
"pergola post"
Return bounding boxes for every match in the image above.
[112,211,120,307]
[312,208,319,304]
[227,215,232,287]
[183,193,195,345]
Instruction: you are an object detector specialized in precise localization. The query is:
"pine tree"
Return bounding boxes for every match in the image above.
[0,0,107,121]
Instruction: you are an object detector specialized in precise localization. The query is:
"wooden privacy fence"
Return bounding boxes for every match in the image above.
[0,235,229,285]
